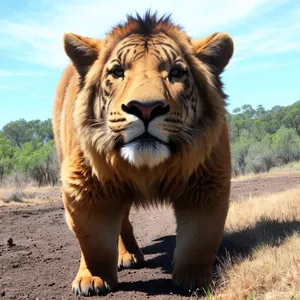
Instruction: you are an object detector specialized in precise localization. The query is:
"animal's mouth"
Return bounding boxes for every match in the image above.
[129,132,178,154]
[114,132,177,154]
[130,132,165,145]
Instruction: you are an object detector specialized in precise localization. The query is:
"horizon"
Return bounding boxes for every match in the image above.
[1,0,300,128]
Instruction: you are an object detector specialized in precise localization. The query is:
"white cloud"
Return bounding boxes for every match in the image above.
[231,22,300,65]
[0,0,298,69]
[230,4,300,64]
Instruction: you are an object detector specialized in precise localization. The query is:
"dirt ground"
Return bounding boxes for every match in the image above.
[1,172,300,299]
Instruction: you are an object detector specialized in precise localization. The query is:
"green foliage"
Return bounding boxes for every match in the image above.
[13,140,55,170]
[2,118,53,148]
[281,104,300,135]
[245,139,276,174]
[229,101,300,176]
[231,138,252,175]
[272,128,300,164]
[0,119,58,186]
[0,135,15,179]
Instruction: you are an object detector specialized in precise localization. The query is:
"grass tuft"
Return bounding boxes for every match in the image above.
[2,190,24,203]
[210,187,300,299]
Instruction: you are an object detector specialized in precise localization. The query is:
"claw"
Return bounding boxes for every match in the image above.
[72,276,114,297]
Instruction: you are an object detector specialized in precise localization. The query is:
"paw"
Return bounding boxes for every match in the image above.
[172,271,212,293]
[72,275,117,296]
[118,250,145,270]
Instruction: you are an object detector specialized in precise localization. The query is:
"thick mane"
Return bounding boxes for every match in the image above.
[59,12,233,190]
[53,14,233,296]
[109,11,181,37]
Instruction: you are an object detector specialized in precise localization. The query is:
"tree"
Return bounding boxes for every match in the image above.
[28,119,54,142]
[2,119,32,148]
[12,140,59,186]
[245,139,275,173]
[272,128,300,164]
[256,104,266,116]
[2,119,54,148]
[241,104,256,119]
[281,101,300,135]
[27,141,59,186]
[0,136,16,179]
[231,138,252,175]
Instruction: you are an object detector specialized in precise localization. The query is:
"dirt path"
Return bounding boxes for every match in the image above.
[1,172,299,299]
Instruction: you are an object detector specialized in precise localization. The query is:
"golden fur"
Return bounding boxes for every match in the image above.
[52,12,233,296]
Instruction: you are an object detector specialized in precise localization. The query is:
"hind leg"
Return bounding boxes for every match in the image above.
[118,206,144,270]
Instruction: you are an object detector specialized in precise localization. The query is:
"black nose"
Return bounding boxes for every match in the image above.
[121,100,170,123]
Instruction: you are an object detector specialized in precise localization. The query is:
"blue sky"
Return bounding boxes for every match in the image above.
[1,0,300,128]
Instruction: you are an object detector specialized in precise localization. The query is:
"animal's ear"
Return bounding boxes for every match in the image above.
[191,33,234,75]
[63,33,101,78]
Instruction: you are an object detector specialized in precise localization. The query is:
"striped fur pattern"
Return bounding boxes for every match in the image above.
[93,32,203,169]
[53,12,234,297]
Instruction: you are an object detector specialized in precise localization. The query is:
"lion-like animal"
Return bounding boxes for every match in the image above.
[52,12,233,296]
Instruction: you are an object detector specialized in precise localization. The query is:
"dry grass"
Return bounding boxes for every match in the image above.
[215,235,300,299]
[232,162,300,182]
[1,188,37,204]
[0,186,60,206]
[270,161,300,174]
[0,172,34,189]
[208,188,300,299]
[232,170,300,182]
[2,190,24,203]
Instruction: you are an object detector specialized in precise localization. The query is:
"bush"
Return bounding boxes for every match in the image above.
[2,190,24,203]
[231,138,252,176]
[0,172,31,189]
[12,140,59,187]
[28,150,59,186]
[272,128,300,165]
[0,136,15,181]
[0,119,59,187]
[245,140,276,174]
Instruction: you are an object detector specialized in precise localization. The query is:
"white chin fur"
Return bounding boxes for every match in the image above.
[120,141,170,168]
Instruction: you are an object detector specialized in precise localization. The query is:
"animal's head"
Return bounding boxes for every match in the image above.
[64,12,233,170]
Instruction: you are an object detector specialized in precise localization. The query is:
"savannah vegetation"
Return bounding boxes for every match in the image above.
[229,101,300,176]
[0,118,58,191]
[208,186,300,299]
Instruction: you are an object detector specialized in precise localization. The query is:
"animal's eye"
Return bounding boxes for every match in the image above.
[111,66,124,78]
[169,67,185,79]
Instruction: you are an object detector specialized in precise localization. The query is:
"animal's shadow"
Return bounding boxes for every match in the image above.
[119,219,300,296]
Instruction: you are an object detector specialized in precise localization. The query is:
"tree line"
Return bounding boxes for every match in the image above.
[0,100,299,186]
[229,101,300,175]
[0,119,58,186]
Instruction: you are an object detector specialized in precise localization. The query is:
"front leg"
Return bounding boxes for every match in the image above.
[172,201,229,293]
[64,192,123,296]
[118,206,144,270]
